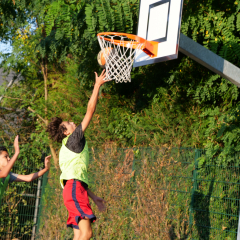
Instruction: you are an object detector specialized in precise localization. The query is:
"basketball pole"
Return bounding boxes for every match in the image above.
[179,33,240,88]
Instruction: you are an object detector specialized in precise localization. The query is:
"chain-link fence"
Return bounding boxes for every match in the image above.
[0,153,48,240]
[1,147,240,239]
[35,147,240,239]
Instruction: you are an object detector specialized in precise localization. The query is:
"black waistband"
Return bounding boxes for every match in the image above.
[63,179,88,190]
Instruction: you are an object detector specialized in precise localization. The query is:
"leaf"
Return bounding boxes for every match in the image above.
[217,124,227,138]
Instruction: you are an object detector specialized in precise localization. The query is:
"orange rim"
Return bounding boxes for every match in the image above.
[97,32,159,58]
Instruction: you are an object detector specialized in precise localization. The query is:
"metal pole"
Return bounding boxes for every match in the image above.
[130,149,137,183]
[189,150,200,228]
[31,175,42,240]
[179,33,240,88]
[237,210,240,240]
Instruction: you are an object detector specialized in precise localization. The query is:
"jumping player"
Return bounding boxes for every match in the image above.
[47,70,107,240]
[0,135,51,204]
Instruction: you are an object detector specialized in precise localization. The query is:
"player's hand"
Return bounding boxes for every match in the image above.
[44,155,51,170]
[94,69,107,86]
[13,135,20,154]
[93,196,106,212]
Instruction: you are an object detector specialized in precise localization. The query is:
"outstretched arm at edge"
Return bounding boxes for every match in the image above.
[0,136,20,178]
[15,155,51,182]
[87,188,106,212]
[81,70,107,133]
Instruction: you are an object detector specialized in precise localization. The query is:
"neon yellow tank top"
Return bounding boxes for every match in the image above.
[59,135,89,188]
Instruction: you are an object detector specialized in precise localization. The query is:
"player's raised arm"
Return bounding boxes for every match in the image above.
[81,69,106,133]
[0,135,20,178]
[14,155,51,182]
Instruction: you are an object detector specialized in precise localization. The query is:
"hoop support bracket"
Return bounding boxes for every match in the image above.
[142,41,158,58]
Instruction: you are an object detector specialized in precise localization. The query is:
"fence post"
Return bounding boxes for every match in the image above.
[130,149,136,183]
[189,149,200,229]
[31,175,42,240]
[237,210,240,240]
[35,168,49,237]
[34,150,50,239]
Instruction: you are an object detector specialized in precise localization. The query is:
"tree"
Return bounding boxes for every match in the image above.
[0,0,240,166]
[0,0,140,166]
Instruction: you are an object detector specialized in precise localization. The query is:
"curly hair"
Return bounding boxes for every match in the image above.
[46,117,67,143]
[0,146,8,155]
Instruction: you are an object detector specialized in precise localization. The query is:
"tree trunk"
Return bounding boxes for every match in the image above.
[41,60,48,118]
[49,143,59,167]
[41,61,59,168]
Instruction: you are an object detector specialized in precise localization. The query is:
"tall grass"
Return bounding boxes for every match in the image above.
[37,147,176,239]
[37,147,240,239]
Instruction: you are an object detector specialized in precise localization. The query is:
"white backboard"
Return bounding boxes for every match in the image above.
[133,0,184,67]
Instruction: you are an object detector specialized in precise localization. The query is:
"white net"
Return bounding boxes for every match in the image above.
[97,34,143,83]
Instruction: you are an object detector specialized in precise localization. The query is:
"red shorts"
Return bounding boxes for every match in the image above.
[62,179,96,229]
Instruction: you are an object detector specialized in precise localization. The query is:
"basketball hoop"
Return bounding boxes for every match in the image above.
[97,32,158,83]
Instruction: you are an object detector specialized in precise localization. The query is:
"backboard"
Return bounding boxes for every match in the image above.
[133,0,184,68]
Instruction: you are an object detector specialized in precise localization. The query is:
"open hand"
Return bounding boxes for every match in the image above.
[94,69,107,86]
[93,196,106,212]
[13,135,20,154]
[44,155,51,170]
